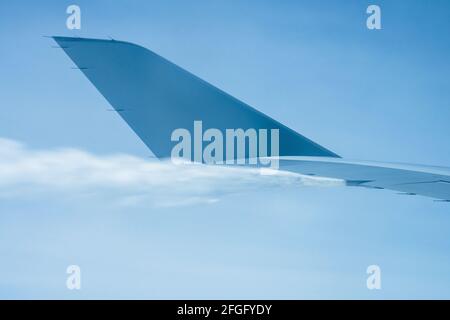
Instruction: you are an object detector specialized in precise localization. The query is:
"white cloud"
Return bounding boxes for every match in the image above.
[0,138,344,207]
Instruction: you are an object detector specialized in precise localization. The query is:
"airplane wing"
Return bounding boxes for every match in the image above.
[52,36,450,202]
[279,157,450,201]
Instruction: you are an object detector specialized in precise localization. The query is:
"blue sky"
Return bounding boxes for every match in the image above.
[0,0,450,299]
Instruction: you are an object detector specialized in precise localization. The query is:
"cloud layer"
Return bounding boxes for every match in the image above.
[0,138,344,207]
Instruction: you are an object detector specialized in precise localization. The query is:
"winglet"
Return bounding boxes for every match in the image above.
[53,36,340,161]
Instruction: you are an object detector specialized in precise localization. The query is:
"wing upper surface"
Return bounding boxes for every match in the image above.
[280,157,450,201]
